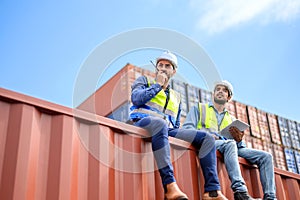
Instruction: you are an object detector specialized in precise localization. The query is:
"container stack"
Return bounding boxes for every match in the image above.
[235,102,251,136]
[171,79,188,118]
[186,84,201,112]
[267,113,286,170]
[226,100,237,118]
[79,65,300,174]
[199,88,212,104]
[247,105,261,139]
[257,109,274,161]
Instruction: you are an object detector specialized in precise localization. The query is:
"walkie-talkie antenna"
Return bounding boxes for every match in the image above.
[150,60,156,68]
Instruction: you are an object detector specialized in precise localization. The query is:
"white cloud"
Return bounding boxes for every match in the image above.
[190,0,300,34]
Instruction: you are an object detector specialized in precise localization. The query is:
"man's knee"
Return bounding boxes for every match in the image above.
[223,140,237,151]
[204,133,215,145]
[264,152,273,163]
[147,117,168,136]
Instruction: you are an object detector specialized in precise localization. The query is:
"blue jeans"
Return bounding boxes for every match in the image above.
[238,147,276,200]
[215,139,276,200]
[215,140,248,192]
[134,116,221,192]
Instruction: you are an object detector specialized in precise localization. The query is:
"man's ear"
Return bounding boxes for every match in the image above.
[171,68,176,76]
[227,96,232,102]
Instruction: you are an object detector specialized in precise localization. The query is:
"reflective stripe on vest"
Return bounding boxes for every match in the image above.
[145,79,180,119]
[197,103,232,132]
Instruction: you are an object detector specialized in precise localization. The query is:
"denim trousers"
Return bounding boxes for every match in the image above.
[238,146,277,200]
[134,116,221,192]
[215,139,276,200]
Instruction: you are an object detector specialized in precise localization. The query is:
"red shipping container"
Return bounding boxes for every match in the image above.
[247,106,261,139]
[226,100,237,118]
[267,113,282,145]
[251,137,263,151]
[257,109,271,142]
[273,144,287,171]
[235,102,250,136]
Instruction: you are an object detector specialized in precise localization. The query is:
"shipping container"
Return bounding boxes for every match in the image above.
[235,102,251,136]
[78,64,140,117]
[262,140,274,157]
[141,68,156,80]
[278,117,292,148]
[186,84,200,112]
[257,109,271,142]
[1,87,300,200]
[226,100,237,118]
[199,88,212,104]
[297,122,300,138]
[107,101,131,123]
[287,120,300,150]
[294,150,300,174]
[273,144,287,171]
[251,137,263,151]
[244,134,253,149]
[171,79,188,117]
[267,113,282,145]
[284,148,298,174]
[247,106,261,139]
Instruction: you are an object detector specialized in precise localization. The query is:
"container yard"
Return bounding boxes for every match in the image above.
[1,64,300,199]
[79,64,300,176]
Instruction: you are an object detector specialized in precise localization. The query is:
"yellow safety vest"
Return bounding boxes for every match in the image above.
[130,77,181,127]
[145,79,180,119]
[197,103,232,132]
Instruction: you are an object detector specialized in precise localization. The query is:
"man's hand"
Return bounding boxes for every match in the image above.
[156,71,168,88]
[229,126,244,142]
[211,134,220,140]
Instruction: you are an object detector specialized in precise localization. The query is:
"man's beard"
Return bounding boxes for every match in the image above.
[214,97,227,105]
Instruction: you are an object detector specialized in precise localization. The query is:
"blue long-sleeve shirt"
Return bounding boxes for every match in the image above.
[130,76,182,128]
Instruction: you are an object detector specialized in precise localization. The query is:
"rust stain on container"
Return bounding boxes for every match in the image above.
[1,87,300,200]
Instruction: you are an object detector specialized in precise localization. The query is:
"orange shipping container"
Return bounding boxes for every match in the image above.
[1,88,300,199]
[78,64,140,117]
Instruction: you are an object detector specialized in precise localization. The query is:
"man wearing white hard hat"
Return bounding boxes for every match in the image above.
[183,80,277,200]
[129,51,228,200]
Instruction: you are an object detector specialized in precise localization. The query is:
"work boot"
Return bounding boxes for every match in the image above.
[234,191,257,200]
[164,182,188,200]
[203,190,228,200]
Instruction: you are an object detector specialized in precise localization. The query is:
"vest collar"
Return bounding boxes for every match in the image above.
[208,101,228,115]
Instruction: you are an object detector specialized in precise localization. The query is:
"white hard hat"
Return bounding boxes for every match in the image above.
[214,80,234,98]
[156,50,178,68]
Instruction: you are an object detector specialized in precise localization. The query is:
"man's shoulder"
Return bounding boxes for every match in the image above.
[133,75,148,84]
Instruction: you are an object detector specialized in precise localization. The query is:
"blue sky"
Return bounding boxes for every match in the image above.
[1,0,300,122]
